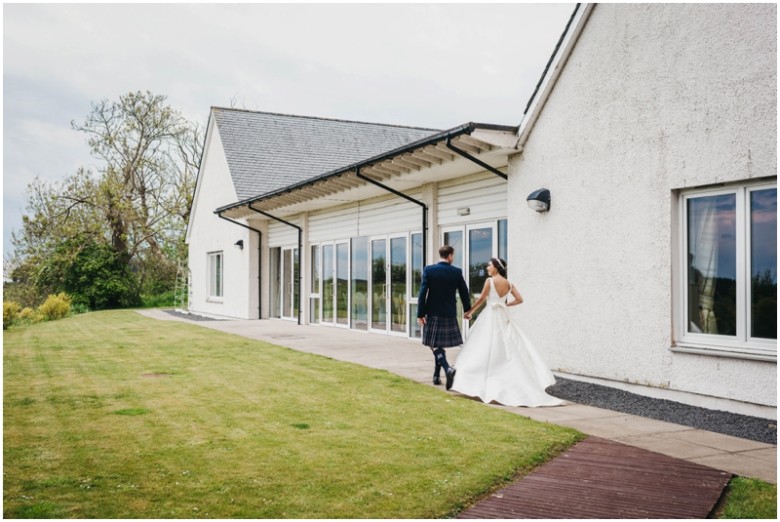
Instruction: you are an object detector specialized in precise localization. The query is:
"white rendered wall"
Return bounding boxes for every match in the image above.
[508,4,776,412]
[187,123,258,319]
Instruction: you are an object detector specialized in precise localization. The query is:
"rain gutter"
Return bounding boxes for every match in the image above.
[355,167,428,268]
[248,203,302,325]
[215,211,263,319]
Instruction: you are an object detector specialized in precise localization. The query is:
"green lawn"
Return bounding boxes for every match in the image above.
[714,477,777,519]
[4,310,583,518]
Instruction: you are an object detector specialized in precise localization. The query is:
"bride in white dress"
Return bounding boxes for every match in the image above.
[451,258,563,407]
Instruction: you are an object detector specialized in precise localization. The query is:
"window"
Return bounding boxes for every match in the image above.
[409,232,423,338]
[269,247,281,317]
[336,242,349,325]
[498,219,508,261]
[679,183,776,359]
[310,245,320,324]
[351,237,368,331]
[208,252,223,299]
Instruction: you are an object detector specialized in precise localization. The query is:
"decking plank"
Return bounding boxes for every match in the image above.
[457,436,732,519]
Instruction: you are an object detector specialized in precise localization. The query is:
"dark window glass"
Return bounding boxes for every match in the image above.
[687,194,737,336]
[750,189,777,339]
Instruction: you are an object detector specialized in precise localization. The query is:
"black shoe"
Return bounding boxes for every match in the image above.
[433,376,442,385]
[446,368,456,390]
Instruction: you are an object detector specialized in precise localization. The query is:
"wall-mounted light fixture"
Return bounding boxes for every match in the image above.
[234,239,244,250]
[526,188,551,212]
[457,207,471,216]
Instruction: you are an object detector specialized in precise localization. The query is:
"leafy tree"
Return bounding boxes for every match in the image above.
[71,90,201,269]
[7,91,201,307]
[59,240,141,310]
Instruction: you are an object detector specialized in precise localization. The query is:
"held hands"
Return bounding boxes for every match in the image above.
[463,311,473,321]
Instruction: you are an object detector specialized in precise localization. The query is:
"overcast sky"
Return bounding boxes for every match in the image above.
[3,3,575,260]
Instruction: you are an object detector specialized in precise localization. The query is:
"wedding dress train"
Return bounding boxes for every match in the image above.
[451,278,563,407]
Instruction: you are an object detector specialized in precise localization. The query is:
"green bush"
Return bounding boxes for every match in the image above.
[60,241,141,310]
[3,301,21,329]
[38,293,71,321]
[141,290,176,308]
[70,302,90,315]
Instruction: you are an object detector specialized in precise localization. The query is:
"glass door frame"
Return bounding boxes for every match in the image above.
[317,241,335,326]
[368,233,409,336]
[312,240,351,329]
[334,239,350,329]
[279,245,299,321]
[441,221,498,336]
[388,233,409,337]
[408,230,424,338]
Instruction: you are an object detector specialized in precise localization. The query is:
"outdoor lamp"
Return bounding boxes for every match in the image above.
[234,239,244,250]
[526,188,551,212]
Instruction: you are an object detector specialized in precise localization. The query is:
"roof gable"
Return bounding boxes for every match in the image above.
[211,108,441,200]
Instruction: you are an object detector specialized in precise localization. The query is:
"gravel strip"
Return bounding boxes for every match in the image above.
[548,377,776,445]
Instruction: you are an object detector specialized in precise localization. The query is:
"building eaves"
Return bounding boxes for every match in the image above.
[215,121,518,216]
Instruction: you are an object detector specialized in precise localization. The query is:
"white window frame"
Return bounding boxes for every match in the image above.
[334,239,351,329]
[309,244,321,324]
[208,251,223,300]
[316,241,337,327]
[409,230,424,338]
[675,182,777,361]
[279,246,299,321]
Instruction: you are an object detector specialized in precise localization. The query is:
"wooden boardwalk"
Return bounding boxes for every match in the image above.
[458,437,732,519]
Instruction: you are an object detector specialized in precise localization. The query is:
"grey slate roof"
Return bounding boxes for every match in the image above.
[211,108,441,201]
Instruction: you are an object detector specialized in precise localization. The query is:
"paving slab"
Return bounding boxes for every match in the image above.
[504,402,623,423]
[691,448,777,483]
[613,432,729,459]
[671,427,775,452]
[561,413,694,438]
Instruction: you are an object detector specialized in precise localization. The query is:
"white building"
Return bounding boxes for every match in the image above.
[187,4,776,418]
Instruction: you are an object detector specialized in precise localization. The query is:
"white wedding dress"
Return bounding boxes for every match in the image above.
[452,278,564,407]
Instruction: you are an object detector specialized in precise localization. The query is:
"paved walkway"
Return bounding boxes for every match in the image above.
[138,310,776,484]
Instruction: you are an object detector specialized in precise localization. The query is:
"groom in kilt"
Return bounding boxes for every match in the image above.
[417,245,472,390]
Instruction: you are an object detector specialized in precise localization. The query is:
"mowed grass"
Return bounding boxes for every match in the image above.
[4,310,583,519]
[714,477,777,519]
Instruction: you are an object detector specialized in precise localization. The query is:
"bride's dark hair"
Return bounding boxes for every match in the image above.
[490,257,507,278]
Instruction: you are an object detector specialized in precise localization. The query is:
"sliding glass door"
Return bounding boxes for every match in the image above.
[390,236,407,333]
[369,234,408,335]
[351,237,369,331]
[441,223,497,334]
[280,246,299,320]
[310,232,419,336]
[370,238,387,332]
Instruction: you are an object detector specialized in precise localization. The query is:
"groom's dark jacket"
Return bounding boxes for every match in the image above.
[417,261,472,319]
